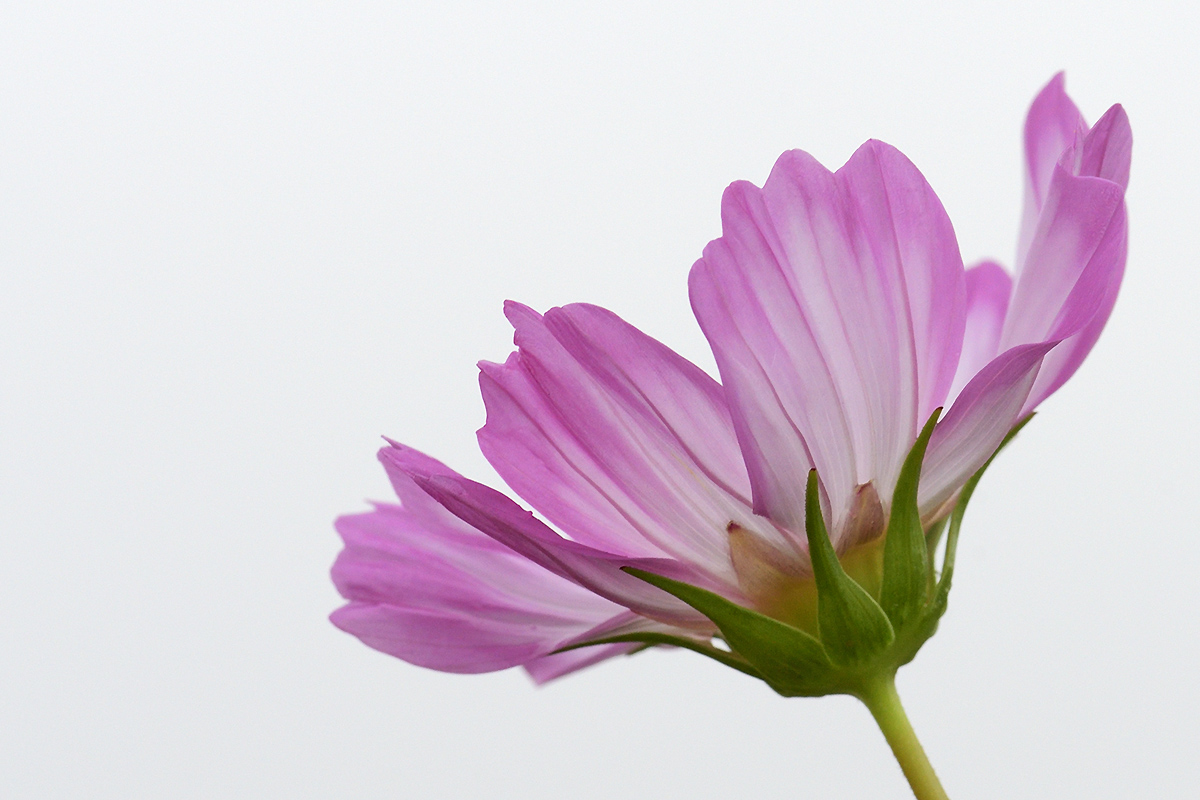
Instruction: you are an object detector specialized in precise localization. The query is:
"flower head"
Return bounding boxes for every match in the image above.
[331,74,1129,687]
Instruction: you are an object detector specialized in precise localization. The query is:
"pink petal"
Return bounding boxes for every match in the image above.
[477,302,788,582]
[1018,73,1086,268]
[689,141,965,538]
[1065,103,1132,191]
[948,261,1012,403]
[1009,98,1131,412]
[920,341,1056,513]
[544,303,751,499]
[1002,168,1127,412]
[381,443,721,627]
[689,232,828,536]
[417,476,719,628]
[1022,201,1127,411]
[478,355,654,556]
[835,140,967,427]
[331,603,554,674]
[333,504,607,618]
[331,500,632,675]
[1002,166,1125,351]
[935,81,1129,487]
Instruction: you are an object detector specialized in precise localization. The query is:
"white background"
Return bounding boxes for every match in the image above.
[3,2,1197,798]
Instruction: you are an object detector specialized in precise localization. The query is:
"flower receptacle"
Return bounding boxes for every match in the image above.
[565,413,1031,699]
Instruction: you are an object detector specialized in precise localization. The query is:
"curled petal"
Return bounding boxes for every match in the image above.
[1008,81,1131,412]
[1065,103,1132,191]
[1002,161,1127,414]
[1023,201,1126,411]
[1003,162,1125,347]
[1018,72,1087,267]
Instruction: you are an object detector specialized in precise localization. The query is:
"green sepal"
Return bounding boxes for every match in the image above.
[923,517,949,567]
[930,414,1034,619]
[880,409,941,629]
[575,414,1034,697]
[803,470,895,667]
[622,567,839,697]
[553,632,763,678]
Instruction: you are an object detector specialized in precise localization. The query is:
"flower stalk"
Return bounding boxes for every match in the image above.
[857,673,949,800]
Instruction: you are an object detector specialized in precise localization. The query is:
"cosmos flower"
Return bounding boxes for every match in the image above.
[331,74,1129,688]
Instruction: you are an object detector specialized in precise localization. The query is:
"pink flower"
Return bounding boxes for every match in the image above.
[331,74,1129,684]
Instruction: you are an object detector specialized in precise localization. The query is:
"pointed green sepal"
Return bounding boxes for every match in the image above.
[803,470,895,667]
[553,632,763,678]
[622,567,839,696]
[880,409,941,629]
[930,414,1034,619]
[923,517,949,569]
[597,414,1034,697]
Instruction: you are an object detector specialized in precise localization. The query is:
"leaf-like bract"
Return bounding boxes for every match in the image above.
[881,410,941,628]
[622,567,838,696]
[804,471,895,667]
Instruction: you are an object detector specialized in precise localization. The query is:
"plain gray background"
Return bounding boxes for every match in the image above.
[3,1,1197,797]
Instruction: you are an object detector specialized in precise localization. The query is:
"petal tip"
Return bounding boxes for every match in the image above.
[502,300,541,329]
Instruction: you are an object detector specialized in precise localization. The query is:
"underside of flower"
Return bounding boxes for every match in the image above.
[331,73,1130,695]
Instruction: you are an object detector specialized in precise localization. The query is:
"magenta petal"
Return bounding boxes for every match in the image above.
[1070,104,1131,190]
[1003,165,1125,349]
[477,301,782,580]
[689,141,965,536]
[920,342,1055,512]
[1018,73,1087,266]
[331,502,632,675]
[689,231,827,535]
[542,303,751,499]
[380,443,721,626]
[1022,201,1127,411]
[834,140,967,428]
[948,261,1012,403]
[478,356,655,557]
[1005,92,1131,412]
[334,504,603,616]
[414,474,717,626]
[1001,168,1126,413]
[331,603,549,674]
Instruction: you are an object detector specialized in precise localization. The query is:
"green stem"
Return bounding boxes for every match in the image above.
[857,674,950,800]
